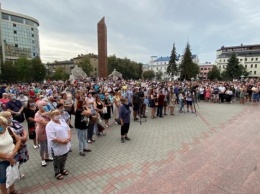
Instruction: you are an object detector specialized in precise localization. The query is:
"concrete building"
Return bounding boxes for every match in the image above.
[216,44,260,77]
[147,54,199,80]
[97,17,108,78]
[46,53,98,77]
[0,5,40,62]
[199,62,213,80]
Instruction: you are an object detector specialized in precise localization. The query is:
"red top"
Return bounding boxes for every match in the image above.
[158,94,165,106]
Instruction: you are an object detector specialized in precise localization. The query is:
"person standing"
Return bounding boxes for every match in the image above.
[34,100,52,167]
[74,100,92,156]
[6,94,25,123]
[119,98,131,143]
[156,90,165,118]
[0,116,22,194]
[46,110,71,180]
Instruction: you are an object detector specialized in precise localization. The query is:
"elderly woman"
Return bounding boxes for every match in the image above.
[46,110,71,180]
[34,100,52,167]
[0,116,22,194]
[119,97,131,143]
[74,100,92,156]
[0,111,29,178]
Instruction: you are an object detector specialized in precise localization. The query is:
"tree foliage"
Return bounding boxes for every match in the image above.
[14,57,31,82]
[225,53,249,80]
[156,70,163,81]
[51,67,69,81]
[143,70,155,80]
[108,55,143,79]
[1,61,17,83]
[31,57,46,82]
[207,65,221,80]
[179,42,199,80]
[77,55,93,75]
[167,43,178,77]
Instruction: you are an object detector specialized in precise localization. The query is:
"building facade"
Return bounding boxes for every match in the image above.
[0,5,40,62]
[46,53,98,77]
[147,55,199,80]
[216,44,260,77]
[199,62,213,80]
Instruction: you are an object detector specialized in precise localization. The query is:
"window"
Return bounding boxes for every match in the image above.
[14,30,17,34]
[255,64,257,68]
[251,58,254,61]
[204,68,207,70]
[250,71,252,75]
[254,71,256,75]
[223,59,225,62]
[220,60,222,62]
[256,58,258,61]
[31,28,34,31]
[245,65,247,68]
[32,34,34,37]
[94,68,97,71]
[32,40,34,44]
[245,58,247,61]
[14,37,17,41]
[200,68,203,70]
[11,15,23,23]
[2,13,9,20]
[15,44,18,47]
[251,64,253,68]
[240,59,243,61]
[13,23,16,27]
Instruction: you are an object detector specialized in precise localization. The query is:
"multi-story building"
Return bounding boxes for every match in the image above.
[216,44,260,77]
[199,62,213,80]
[46,53,98,77]
[147,54,199,80]
[0,5,40,62]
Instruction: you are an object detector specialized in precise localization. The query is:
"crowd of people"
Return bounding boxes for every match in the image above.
[0,78,259,193]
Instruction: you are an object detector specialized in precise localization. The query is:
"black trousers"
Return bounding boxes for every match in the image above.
[53,152,68,175]
[121,123,130,136]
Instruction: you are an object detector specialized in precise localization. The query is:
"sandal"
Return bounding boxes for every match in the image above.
[61,169,69,176]
[79,152,86,156]
[56,173,64,180]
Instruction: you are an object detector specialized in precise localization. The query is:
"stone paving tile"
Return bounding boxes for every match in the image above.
[14,102,256,193]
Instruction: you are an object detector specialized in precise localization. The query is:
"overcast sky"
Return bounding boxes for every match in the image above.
[1,0,260,64]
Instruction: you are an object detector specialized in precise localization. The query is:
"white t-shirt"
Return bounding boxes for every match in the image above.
[0,128,15,161]
[46,119,70,156]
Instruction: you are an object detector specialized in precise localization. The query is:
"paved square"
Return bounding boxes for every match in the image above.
[16,102,260,193]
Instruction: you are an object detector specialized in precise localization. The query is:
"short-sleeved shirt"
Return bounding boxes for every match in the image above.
[34,111,50,141]
[46,119,70,156]
[6,100,23,112]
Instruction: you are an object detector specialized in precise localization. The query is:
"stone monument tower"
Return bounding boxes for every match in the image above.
[97,17,108,78]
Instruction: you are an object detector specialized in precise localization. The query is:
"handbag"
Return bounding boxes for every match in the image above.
[102,107,107,114]
[6,162,20,188]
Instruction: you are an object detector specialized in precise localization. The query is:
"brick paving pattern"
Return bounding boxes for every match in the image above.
[15,102,259,194]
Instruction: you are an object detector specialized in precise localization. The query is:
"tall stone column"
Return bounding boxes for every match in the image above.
[97,17,108,78]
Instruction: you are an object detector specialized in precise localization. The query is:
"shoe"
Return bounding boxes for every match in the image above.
[87,140,92,143]
[69,149,72,152]
[105,125,109,128]
[121,137,125,143]
[45,157,53,162]
[41,160,47,167]
[33,145,38,149]
[134,118,139,121]
[20,173,25,179]
[79,152,86,156]
[115,121,118,125]
[38,144,41,148]
[83,148,92,152]
[91,138,95,142]
[125,137,131,141]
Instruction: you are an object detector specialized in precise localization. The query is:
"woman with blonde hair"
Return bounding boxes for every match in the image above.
[35,100,52,167]
[46,110,71,180]
[113,91,121,124]
[0,111,29,178]
[0,116,22,194]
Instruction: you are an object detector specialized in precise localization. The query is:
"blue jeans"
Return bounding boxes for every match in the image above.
[87,123,94,140]
[179,99,184,111]
[76,129,87,152]
[157,105,163,117]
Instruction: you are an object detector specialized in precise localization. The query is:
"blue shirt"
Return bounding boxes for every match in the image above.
[119,104,131,124]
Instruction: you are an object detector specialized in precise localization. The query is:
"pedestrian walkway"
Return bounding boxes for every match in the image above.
[16,102,259,194]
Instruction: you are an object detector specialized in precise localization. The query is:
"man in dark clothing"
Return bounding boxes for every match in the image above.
[157,90,165,118]
[6,94,25,123]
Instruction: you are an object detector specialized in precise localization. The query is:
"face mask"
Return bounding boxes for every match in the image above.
[53,115,61,120]
[29,103,35,107]
[0,126,5,133]
[43,106,49,112]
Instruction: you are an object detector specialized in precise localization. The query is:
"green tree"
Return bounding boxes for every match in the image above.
[239,64,249,77]
[1,61,18,83]
[225,53,248,80]
[14,57,31,82]
[179,42,199,80]
[207,65,221,80]
[167,43,178,77]
[52,67,69,81]
[31,57,46,82]
[143,70,155,80]
[107,55,143,79]
[155,70,163,81]
[77,56,93,75]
